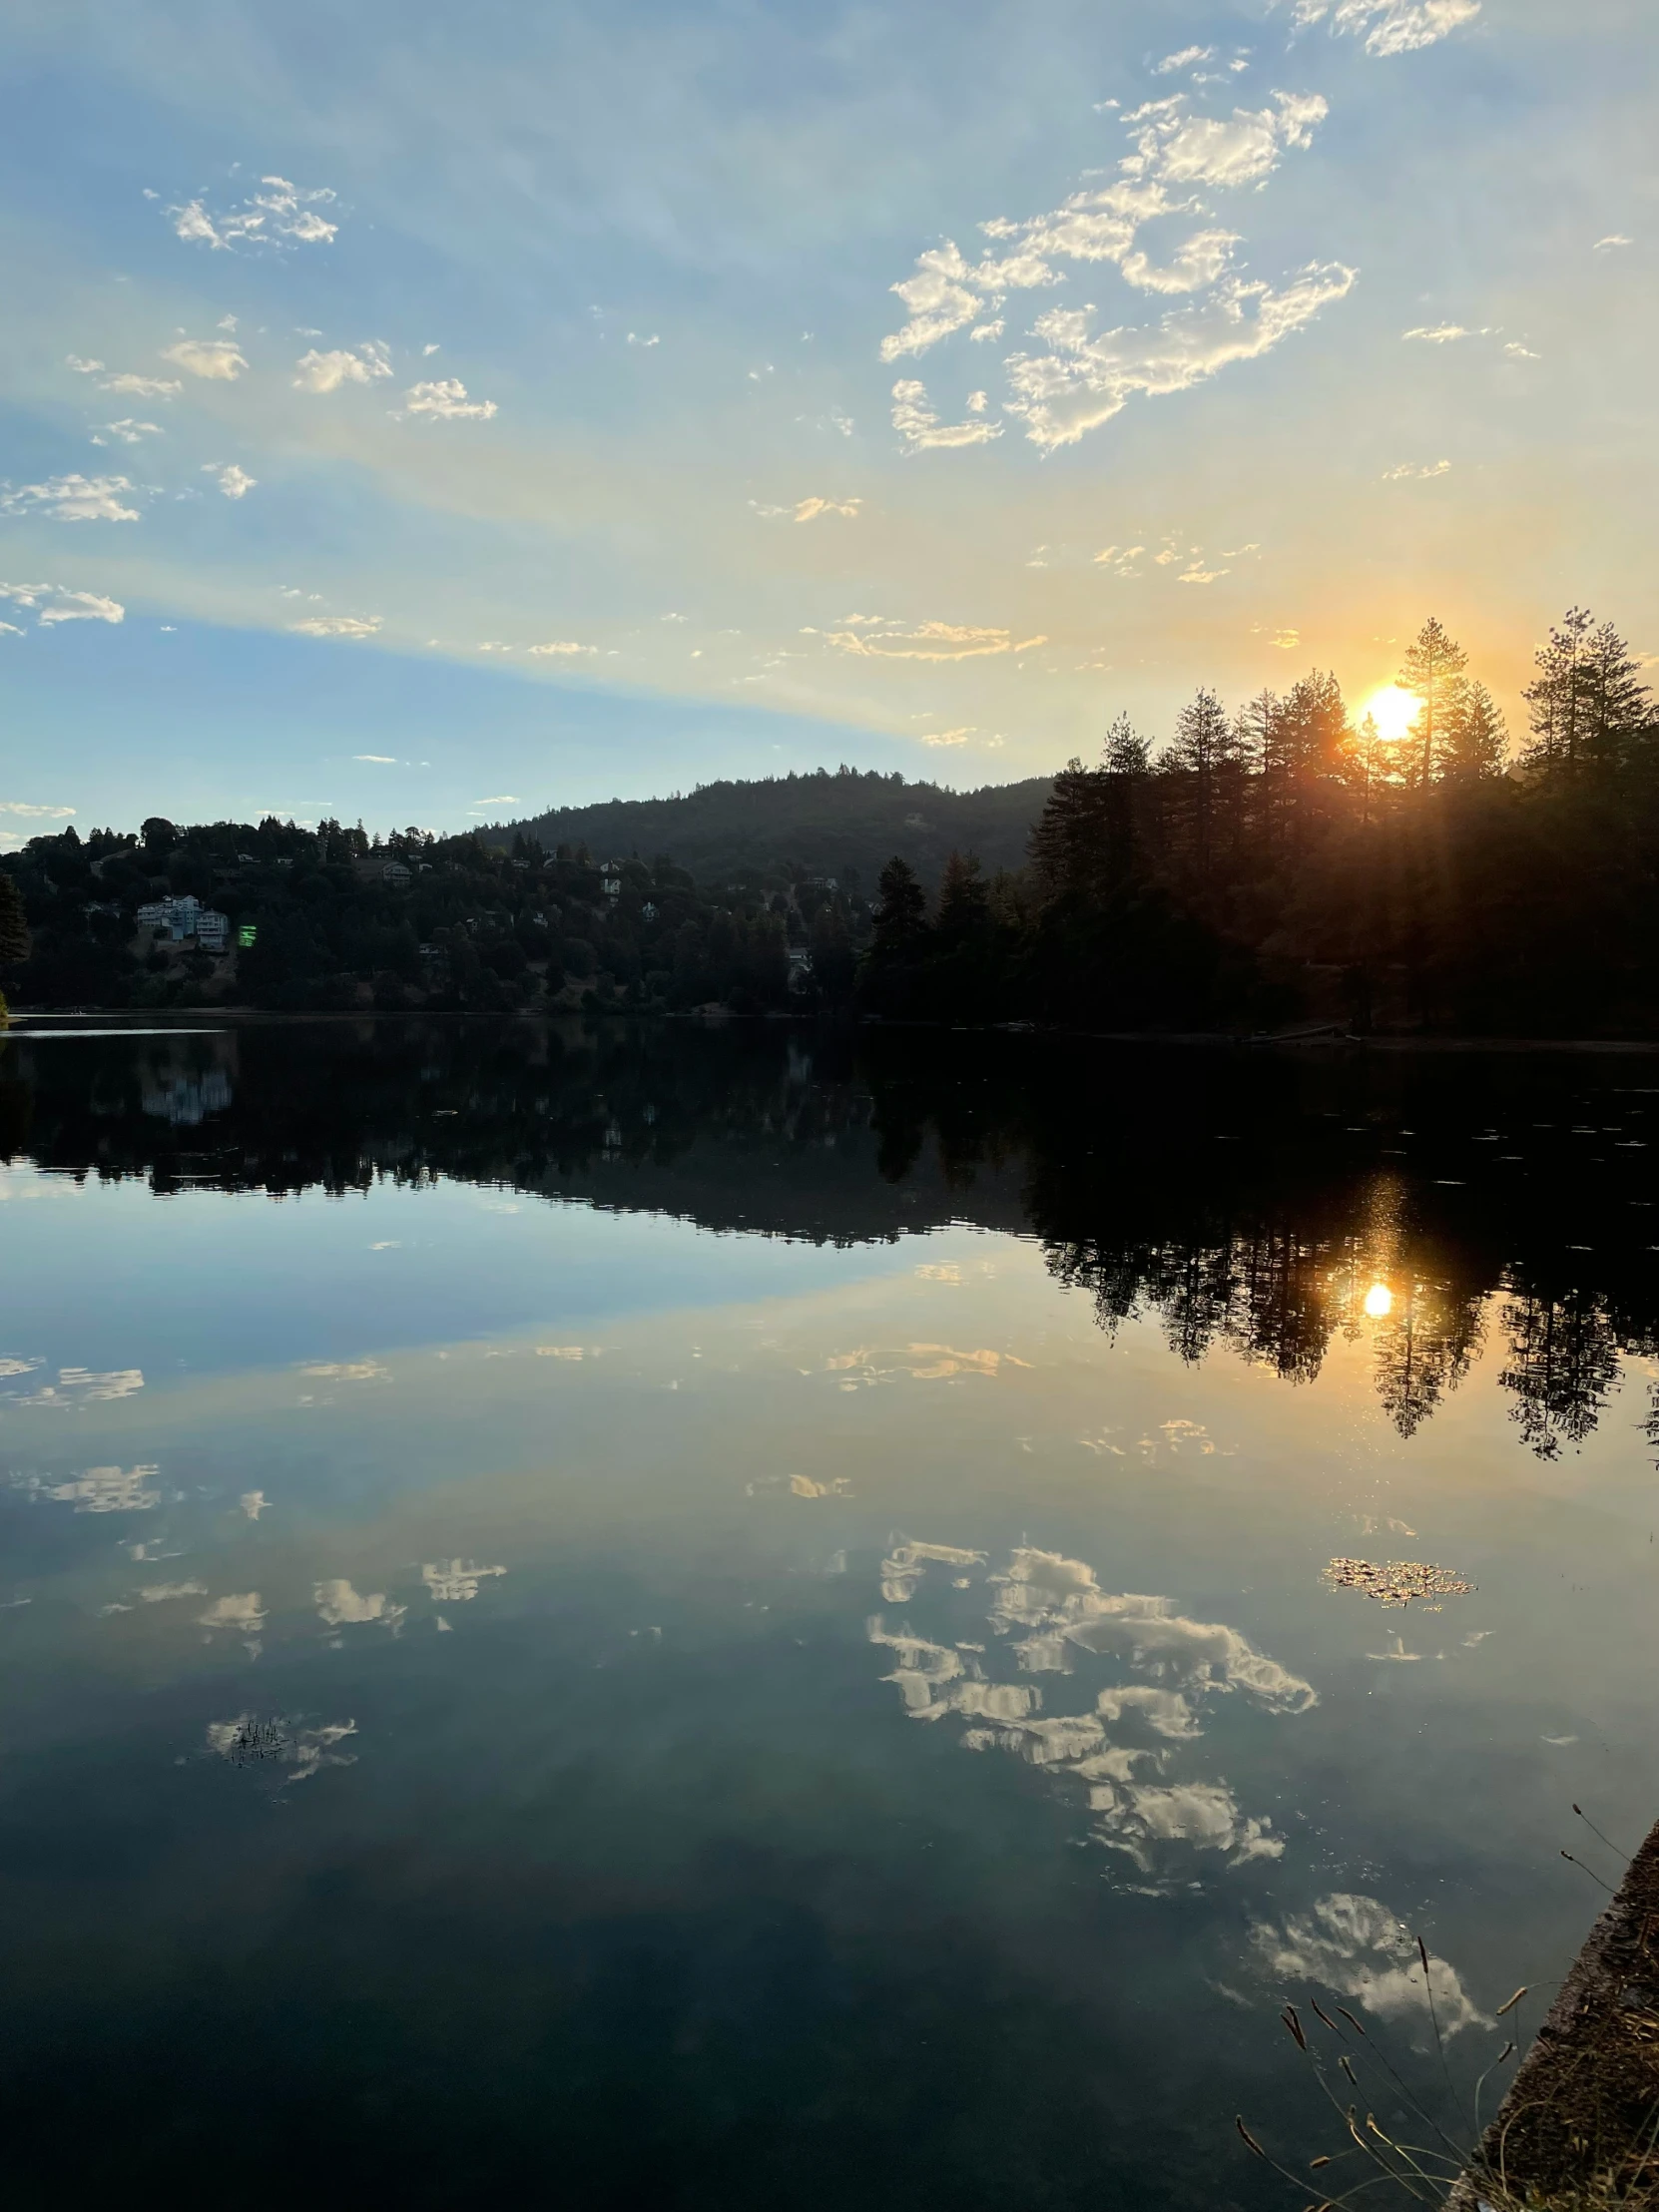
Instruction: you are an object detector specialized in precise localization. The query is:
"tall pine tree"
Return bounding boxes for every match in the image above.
[1398,617,1467,786]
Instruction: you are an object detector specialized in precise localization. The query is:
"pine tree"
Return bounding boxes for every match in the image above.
[1029,759,1112,899]
[0,871,28,966]
[1520,607,1594,778]
[868,856,928,955]
[1163,687,1232,870]
[1398,617,1467,786]
[1582,619,1650,772]
[935,850,989,942]
[1440,680,1508,781]
[1103,712,1150,776]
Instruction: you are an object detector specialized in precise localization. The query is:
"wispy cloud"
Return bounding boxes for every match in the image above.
[1156,45,1217,73]
[1594,235,1632,252]
[1,473,141,522]
[891,380,1003,451]
[826,620,1045,662]
[919,728,974,746]
[289,614,382,638]
[1005,265,1356,451]
[353,754,397,763]
[527,640,597,656]
[91,418,164,445]
[1381,458,1451,479]
[293,342,392,392]
[1291,0,1480,55]
[397,378,498,421]
[203,463,257,498]
[751,494,863,520]
[167,176,338,251]
[1402,322,1471,342]
[878,86,1348,449]
[161,338,248,380]
[0,800,78,817]
[0,580,125,626]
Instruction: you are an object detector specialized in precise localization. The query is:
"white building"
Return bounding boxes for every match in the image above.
[136,895,230,948]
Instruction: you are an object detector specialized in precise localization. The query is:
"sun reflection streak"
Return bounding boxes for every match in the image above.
[1363,1283,1393,1319]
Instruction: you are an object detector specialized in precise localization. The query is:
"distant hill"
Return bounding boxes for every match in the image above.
[484,768,1054,886]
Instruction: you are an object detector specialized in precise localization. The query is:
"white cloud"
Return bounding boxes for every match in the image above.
[1,473,141,522]
[626,331,660,347]
[0,580,125,625]
[1178,564,1229,583]
[398,378,498,421]
[1402,322,1470,341]
[162,338,248,381]
[204,463,256,498]
[198,1592,266,1630]
[1156,45,1217,72]
[0,801,77,817]
[919,729,973,747]
[827,619,1044,662]
[1005,263,1356,449]
[95,419,164,444]
[66,355,105,375]
[292,342,391,393]
[139,1580,207,1601]
[288,615,382,638]
[354,754,397,763]
[1503,340,1540,359]
[1122,89,1327,188]
[167,176,338,251]
[1252,1894,1488,2039]
[313,1577,406,1630]
[891,379,1003,450]
[792,495,861,521]
[878,87,1345,448]
[1294,0,1480,56]
[468,796,520,810]
[1594,235,1632,252]
[101,371,182,398]
[528,640,597,656]
[1381,457,1450,479]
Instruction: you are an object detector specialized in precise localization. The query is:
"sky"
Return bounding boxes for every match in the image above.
[0,0,1653,841]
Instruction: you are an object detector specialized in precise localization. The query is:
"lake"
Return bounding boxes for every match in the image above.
[2,1016,1656,2208]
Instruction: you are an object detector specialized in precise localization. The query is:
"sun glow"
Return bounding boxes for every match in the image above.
[1364,686,1421,744]
[1363,1282,1393,1319]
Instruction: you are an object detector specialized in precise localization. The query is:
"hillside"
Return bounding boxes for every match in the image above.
[484,768,1054,885]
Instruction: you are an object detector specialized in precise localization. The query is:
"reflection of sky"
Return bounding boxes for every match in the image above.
[0,1161,930,1381]
[4,1182,1659,2192]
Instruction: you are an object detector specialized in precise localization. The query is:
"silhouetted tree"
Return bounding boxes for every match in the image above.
[1398,616,1467,786]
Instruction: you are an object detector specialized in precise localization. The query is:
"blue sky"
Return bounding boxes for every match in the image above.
[1,0,1652,839]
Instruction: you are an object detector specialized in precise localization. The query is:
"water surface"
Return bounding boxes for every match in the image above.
[2,1018,1656,2208]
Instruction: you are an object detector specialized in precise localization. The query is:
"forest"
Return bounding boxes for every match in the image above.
[861,607,1659,1035]
[2,605,1655,1034]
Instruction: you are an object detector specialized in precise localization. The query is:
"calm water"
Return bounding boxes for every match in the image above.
[2,1017,1657,2208]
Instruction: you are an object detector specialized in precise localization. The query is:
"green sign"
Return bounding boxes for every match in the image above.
[237,924,258,949]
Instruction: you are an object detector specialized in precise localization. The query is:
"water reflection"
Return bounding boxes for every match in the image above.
[5,1016,1656,1461]
[869,1542,1316,1891]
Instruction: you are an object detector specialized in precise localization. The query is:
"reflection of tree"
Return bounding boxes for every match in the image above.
[1497,1286,1621,1460]
[1373,1280,1485,1438]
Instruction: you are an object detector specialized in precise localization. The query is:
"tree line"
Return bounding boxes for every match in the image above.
[860,608,1659,1035]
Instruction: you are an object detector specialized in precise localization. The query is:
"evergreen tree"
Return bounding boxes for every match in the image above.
[1029,760,1112,899]
[868,856,928,954]
[0,871,29,966]
[1163,687,1232,871]
[1103,712,1150,776]
[1520,607,1594,777]
[1398,617,1467,786]
[935,850,989,942]
[1440,680,1508,781]
[1582,618,1650,772]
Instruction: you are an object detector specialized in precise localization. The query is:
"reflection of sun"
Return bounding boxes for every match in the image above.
[1363,1282,1393,1319]
[1364,686,1421,743]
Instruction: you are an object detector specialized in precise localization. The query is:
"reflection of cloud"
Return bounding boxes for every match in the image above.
[1252,1894,1488,2040]
[240,1489,268,1520]
[421,1559,506,1603]
[199,1592,267,1631]
[140,1580,207,1601]
[313,1578,406,1630]
[37,1464,161,1512]
[299,1360,389,1382]
[869,1543,1314,1887]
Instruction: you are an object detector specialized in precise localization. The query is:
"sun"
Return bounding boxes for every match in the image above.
[1364,685,1421,744]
